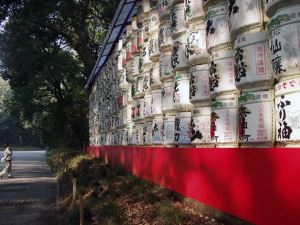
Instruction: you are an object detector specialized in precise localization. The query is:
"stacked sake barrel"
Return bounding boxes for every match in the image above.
[265,1,300,147]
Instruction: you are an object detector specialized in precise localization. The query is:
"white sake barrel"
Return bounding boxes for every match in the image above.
[122,128,128,146]
[126,41,133,61]
[149,32,160,61]
[127,83,133,103]
[267,5,300,80]
[162,78,176,112]
[238,90,274,144]
[163,114,176,145]
[126,104,132,123]
[173,72,192,110]
[130,124,137,145]
[143,67,151,92]
[158,0,172,19]
[175,112,192,145]
[211,97,238,145]
[143,119,153,145]
[205,2,231,52]
[160,51,174,81]
[119,70,128,91]
[142,42,152,66]
[135,98,145,121]
[189,65,210,103]
[209,49,236,95]
[143,0,151,14]
[234,32,271,89]
[170,3,187,38]
[191,106,212,144]
[264,0,300,18]
[149,9,160,35]
[158,19,173,52]
[275,77,300,144]
[136,122,144,145]
[130,34,139,56]
[117,50,124,72]
[227,0,264,36]
[142,17,151,42]
[131,56,141,79]
[126,23,133,40]
[152,115,164,144]
[143,92,153,118]
[171,35,189,71]
[134,75,144,98]
[137,29,144,49]
[150,62,162,89]
[186,22,209,66]
[151,89,162,115]
[122,106,128,126]
[184,0,205,24]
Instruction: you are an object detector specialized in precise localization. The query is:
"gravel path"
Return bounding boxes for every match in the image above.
[0,151,59,225]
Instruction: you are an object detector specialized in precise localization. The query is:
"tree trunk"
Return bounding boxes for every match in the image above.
[79,195,84,225]
[72,178,77,205]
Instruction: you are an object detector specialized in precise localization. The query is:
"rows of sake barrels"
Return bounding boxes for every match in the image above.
[89,0,300,147]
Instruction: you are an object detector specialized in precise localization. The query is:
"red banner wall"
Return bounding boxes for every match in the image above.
[87,146,300,225]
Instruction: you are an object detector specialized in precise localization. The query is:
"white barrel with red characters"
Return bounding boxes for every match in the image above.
[191,106,212,144]
[175,112,192,145]
[238,91,274,145]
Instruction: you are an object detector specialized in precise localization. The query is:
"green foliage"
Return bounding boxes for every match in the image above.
[0,0,120,149]
[94,199,124,225]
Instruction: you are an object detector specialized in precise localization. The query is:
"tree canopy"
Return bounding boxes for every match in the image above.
[0,0,120,149]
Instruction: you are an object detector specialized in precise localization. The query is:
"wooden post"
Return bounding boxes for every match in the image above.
[79,195,84,225]
[72,178,77,205]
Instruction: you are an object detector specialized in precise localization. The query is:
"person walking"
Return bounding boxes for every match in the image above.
[0,143,13,179]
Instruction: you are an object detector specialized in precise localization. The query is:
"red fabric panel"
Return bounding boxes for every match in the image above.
[87,146,300,225]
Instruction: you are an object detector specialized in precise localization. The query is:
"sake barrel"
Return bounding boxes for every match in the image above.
[184,0,205,24]
[126,41,133,61]
[171,35,189,71]
[136,122,144,145]
[117,51,124,72]
[142,0,151,14]
[227,0,264,36]
[143,92,153,118]
[158,18,173,52]
[137,29,144,49]
[135,75,145,98]
[135,98,145,121]
[119,70,128,91]
[173,72,192,110]
[238,90,274,144]
[163,114,176,145]
[211,97,238,145]
[149,9,160,35]
[162,78,176,112]
[130,34,139,56]
[150,62,162,89]
[209,49,236,96]
[126,104,132,123]
[267,5,300,80]
[160,51,174,81]
[152,115,164,144]
[189,64,210,104]
[127,83,133,103]
[122,128,128,146]
[131,56,141,79]
[142,17,151,41]
[142,42,152,66]
[186,22,209,66]
[149,32,160,61]
[234,32,271,89]
[151,89,162,116]
[143,67,151,93]
[143,119,153,145]
[191,106,211,144]
[275,77,300,144]
[158,0,172,19]
[175,112,192,145]
[264,0,300,18]
[170,3,187,38]
[205,2,231,52]
[130,123,137,145]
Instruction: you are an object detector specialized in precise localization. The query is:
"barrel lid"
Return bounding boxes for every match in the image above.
[176,112,192,117]
[234,32,266,48]
[191,64,209,72]
[267,4,300,31]
[205,2,227,20]
[210,49,234,60]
